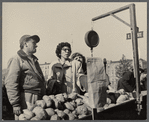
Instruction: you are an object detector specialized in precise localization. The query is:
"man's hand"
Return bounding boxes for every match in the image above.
[117,89,125,95]
[13,106,22,116]
[108,89,116,93]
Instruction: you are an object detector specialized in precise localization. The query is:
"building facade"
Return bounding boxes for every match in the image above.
[106,60,119,90]
[40,62,51,81]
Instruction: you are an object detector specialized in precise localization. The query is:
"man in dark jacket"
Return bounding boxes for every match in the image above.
[5,35,46,120]
[117,71,136,92]
[108,69,147,104]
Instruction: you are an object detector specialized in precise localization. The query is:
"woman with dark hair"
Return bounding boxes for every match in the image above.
[46,42,80,95]
[55,42,72,59]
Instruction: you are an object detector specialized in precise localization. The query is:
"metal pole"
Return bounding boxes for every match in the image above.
[131,30,136,78]
[103,58,107,73]
[91,48,93,57]
[92,108,98,120]
[129,4,141,113]
[92,4,132,21]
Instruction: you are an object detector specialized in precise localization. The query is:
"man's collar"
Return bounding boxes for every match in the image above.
[17,49,38,61]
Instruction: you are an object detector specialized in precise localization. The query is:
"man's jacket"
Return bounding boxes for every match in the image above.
[117,71,136,92]
[5,50,46,107]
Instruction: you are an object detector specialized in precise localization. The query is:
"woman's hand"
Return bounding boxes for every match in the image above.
[57,80,61,83]
[72,60,82,73]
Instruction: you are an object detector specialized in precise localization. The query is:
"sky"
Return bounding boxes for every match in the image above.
[2,2,147,69]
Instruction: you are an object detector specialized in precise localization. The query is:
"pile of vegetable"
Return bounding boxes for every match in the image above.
[83,92,134,111]
[18,91,135,120]
[18,93,91,120]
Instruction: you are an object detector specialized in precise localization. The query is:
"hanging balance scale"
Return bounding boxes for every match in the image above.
[84,23,100,120]
[85,29,99,57]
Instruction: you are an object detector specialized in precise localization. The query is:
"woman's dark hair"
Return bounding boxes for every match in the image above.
[55,42,72,58]
[71,52,87,74]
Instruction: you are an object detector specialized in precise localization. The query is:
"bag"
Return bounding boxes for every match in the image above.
[87,57,109,108]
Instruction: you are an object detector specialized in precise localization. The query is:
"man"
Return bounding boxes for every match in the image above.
[117,71,136,92]
[107,69,147,104]
[5,35,46,120]
[117,68,147,92]
[106,71,136,103]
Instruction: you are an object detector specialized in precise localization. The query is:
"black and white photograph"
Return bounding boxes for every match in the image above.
[2,2,147,120]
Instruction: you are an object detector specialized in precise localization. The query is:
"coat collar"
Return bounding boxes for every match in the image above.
[54,58,72,68]
[17,49,44,81]
[17,49,38,62]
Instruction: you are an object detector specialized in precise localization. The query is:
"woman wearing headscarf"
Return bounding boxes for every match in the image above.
[71,52,87,75]
[71,52,88,95]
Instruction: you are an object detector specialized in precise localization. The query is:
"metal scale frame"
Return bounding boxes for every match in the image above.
[91,3,142,115]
